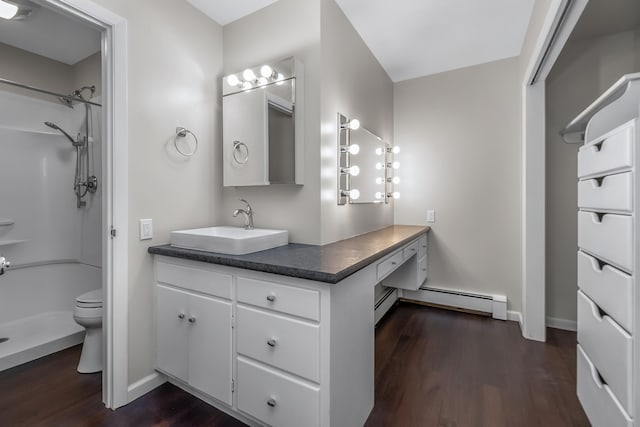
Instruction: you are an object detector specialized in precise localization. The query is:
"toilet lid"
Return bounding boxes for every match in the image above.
[76,289,102,306]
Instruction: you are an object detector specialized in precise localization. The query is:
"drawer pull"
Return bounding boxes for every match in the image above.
[422,245,427,248]
[391,261,397,266]
[266,294,276,302]
[422,268,427,272]
[267,338,277,347]
[410,248,416,252]
[188,316,196,324]
[177,313,185,320]
[267,398,277,408]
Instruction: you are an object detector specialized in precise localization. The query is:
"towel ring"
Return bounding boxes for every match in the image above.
[174,127,198,157]
[232,140,249,164]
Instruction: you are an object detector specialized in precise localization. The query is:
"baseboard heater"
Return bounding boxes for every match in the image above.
[374,288,398,325]
[401,285,507,320]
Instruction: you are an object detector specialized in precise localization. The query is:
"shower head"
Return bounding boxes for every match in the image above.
[44,121,78,146]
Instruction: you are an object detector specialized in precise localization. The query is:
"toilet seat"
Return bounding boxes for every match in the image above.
[76,289,102,308]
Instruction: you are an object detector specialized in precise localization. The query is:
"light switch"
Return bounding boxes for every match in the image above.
[140,219,153,240]
[427,210,435,223]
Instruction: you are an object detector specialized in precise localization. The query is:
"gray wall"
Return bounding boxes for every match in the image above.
[319,0,394,244]
[393,57,523,311]
[546,28,640,322]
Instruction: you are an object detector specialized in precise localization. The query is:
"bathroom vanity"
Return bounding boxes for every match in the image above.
[148,225,428,427]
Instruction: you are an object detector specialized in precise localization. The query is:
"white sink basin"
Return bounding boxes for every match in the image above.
[170,226,288,255]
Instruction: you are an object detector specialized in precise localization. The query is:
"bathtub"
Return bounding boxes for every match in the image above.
[0,262,101,372]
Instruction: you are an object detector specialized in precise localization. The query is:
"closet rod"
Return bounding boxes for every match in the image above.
[0,77,102,107]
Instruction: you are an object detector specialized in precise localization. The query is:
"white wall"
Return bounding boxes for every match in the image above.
[545,28,640,322]
[394,57,523,311]
[221,0,322,244]
[90,0,224,383]
[319,0,394,244]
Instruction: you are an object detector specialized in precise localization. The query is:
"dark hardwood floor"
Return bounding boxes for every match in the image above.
[0,302,588,426]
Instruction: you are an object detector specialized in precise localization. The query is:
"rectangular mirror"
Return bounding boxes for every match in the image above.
[222,57,304,186]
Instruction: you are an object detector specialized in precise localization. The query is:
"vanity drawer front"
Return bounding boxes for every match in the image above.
[578,126,633,179]
[403,239,420,260]
[377,250,403,280]
[157,261,232,299]
[577,345,632,427]
[578,251,633,333]
[578,172,633,213]
[578,211,633,272]
[578,291,633,415]
[237,357,320,427]
[237,305,320,382]
[418,235,428,259]
[236,277,319,321]
[418,255,427,286]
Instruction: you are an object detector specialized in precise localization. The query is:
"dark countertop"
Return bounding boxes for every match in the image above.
[148,225,429,284]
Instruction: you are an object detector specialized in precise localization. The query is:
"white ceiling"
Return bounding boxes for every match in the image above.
[187,0,279,26]
[0,2,100,65]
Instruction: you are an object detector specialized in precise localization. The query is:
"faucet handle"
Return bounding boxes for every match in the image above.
[0,256,10,275]
[239,198,253,212]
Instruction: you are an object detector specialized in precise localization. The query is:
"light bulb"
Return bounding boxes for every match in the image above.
[392,192,400,199]
[392,146,400,154]
[348,119,360,130]
[348,144,360,155]
[226,74,240,86]
[349,189,360,200]
[276,73,285,85]
[241,81,253,90]
[392,161,400,169]
[392,176,400,184]
[0,1,18,19]
[348,165,360,176]
[376,177,384,185]
[260,65,273,78]
[375,147,383,156]
[258,77,268,86]
[375,192,383,200]
[375,162,384,170]
[243,69,256,81]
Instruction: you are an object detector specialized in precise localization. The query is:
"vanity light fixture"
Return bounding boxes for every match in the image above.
[375,147,384,156]
[0,0,17,19]
[388,191,400,199]
[340,119,360,130]
[340,165,360,177]
[375,162,384,170]
[387,161,400,169]
[226,74,240,87]
[387,146,400,154]
[390,176,400,184]
[260,65,274,78]
[376,177,384,185]
[340,143,360,155]
[225,62,291,93]
[243,69,256,81]
[341,189,360,200]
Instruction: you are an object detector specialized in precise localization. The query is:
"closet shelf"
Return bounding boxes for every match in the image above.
[0,218,14,226]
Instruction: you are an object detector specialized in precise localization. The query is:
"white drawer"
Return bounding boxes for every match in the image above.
[578,126,633,179]
[577,291,633,415]
[157,261,232,299]
[578,211,633,272]
[578,172,633,213]
[577,345,632,427]
[578,251,633,333]
[418,255,427,285]
[236,277,319,321]
[418,235,427,259]
[377,250,403,280]
[403,239,420,260]
[237,357,319,427]
[237,305,320,382]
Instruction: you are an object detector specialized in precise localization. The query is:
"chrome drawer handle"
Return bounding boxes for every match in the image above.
[267,339,277,347]
[266,294,276,302]
[188,316,196,324]
[267,398,277,408]
[178,313,185,320]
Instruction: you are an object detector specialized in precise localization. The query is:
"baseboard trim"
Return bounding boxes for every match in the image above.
[127,372,166,403]
[546,316,577,331]
[403,286,508,320]
[507,310,523,326]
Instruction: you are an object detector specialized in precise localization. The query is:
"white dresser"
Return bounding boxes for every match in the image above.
[564,73,640,427]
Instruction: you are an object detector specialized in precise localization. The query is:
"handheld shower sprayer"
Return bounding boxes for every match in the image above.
[44,122,83,147]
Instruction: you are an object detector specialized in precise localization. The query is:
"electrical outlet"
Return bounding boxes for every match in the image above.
[140,219,153,240]
[427,210,436,223]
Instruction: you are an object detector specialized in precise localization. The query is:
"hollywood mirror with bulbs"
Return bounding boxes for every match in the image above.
[222,57,304,186]
[337,113,400,205]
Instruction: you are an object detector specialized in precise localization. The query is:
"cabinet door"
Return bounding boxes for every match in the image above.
[157,285,189,381]
[188,293,233,406]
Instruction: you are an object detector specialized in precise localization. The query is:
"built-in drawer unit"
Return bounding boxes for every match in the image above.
[237,357,320,427]
[578,126,633,179]
[236,305,320,382]
[376,250,403,281]
[236,276,320,321]
[578,251,633,333]
[403,239,420,260]
[578,291,633,415]
[157,261,232,299]
[577,211,633,272]
[578,172,633,213]
[577,345,632,427]
[418,235,427,259]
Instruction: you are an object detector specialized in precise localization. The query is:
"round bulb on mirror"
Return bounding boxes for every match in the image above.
[392,146,400,154]
[392,161,400,169]
[257,77,268,86]
[348,165,360,176]
[375,177,384,185]
[375,162,384,170]
[348,119,360,130]
[375,192,383,200]
[260,65,273,78]
[227,74,240,86]
[243,69,256,81]
[392,176,400,184]
[241,81,253,90]
[348,144,360,155]
[392,191,400,199]
[349,189,360,200]
[375,147,383,156]
[276,73,285,85]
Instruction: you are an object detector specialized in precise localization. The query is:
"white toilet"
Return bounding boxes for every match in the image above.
[73,289,103,373]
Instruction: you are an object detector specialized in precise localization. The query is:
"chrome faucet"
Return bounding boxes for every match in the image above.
[233,199,255,230]
[0,255,10,275]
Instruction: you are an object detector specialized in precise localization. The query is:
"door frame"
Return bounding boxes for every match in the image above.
[521,0,588,341]
[44,0,129,408]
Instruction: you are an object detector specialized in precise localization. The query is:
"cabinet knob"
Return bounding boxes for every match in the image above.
[178,313,185,320]
[188,316,196,324]
[267,398,277,408]
[266,294,276,302]
[422,245,427,248]
[391,261,397,266]
[410,248,416,252]
[267,338,277,347]
[422,268,427,272]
